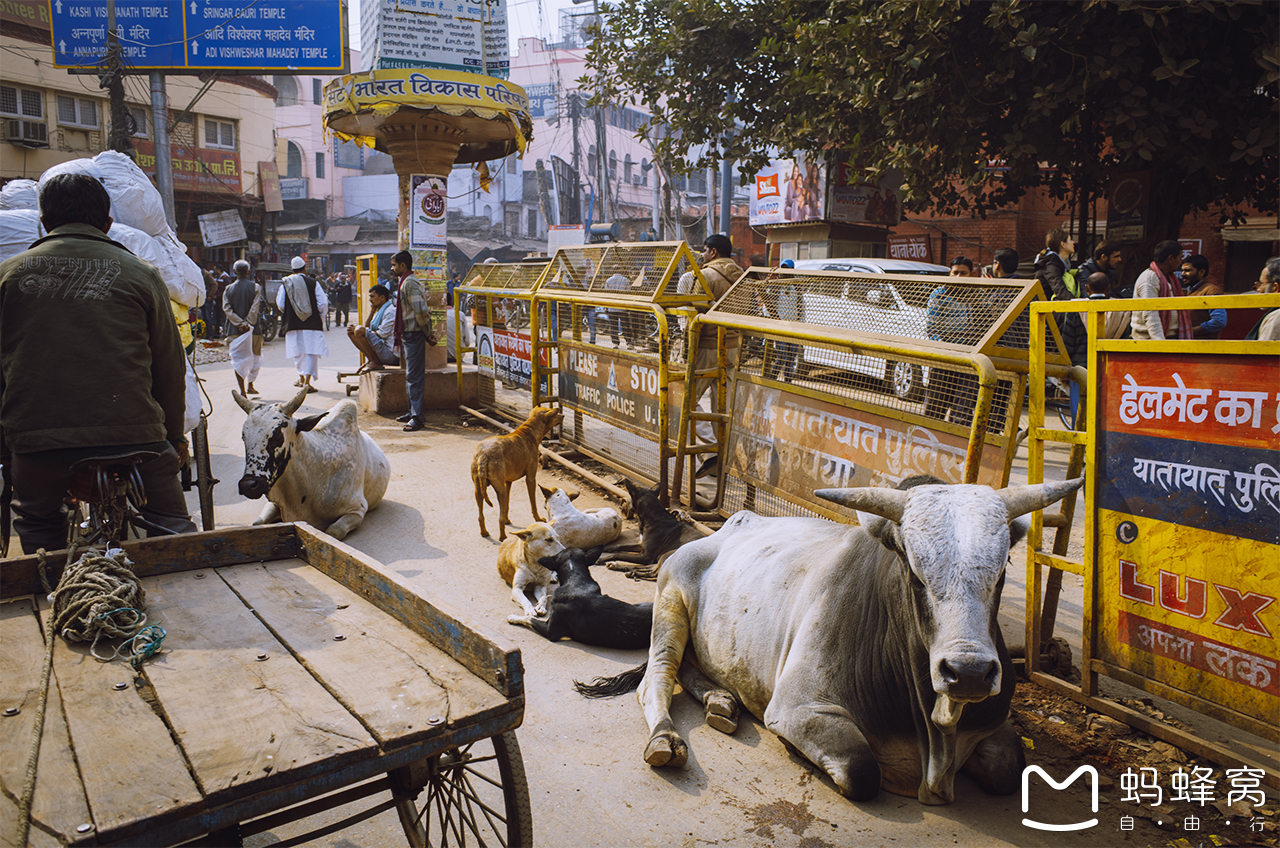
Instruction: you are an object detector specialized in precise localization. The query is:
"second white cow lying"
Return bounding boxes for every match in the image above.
[541,485,622,549]
[235,387,390,540]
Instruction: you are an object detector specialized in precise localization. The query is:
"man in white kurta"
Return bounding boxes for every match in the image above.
[277,256,329,393]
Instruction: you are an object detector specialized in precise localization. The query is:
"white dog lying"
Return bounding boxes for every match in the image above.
[496,522,565,617]
[541,486,622,550]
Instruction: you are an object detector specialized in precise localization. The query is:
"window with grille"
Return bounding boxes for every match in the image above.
[1,85,43,119]
[127,105,149,137]
[56,95,98,129]
[286,141,303,178]
[205,119,235,149]
[315,151,324,178]
[312,78,322,105]
[608,149,617,178]
[334,139,363,169]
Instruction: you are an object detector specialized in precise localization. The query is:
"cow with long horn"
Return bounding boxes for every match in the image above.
[576,474,1084,805]
[234,387,390,540]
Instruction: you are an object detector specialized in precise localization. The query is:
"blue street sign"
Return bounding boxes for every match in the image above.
[49,0,346,71]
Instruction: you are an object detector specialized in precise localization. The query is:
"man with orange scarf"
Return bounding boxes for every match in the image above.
[1130,239,1192,340]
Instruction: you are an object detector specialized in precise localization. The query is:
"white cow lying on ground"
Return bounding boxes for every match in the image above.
[234,387,390,540]
[540,485,623,550]
[578,474,1084,805]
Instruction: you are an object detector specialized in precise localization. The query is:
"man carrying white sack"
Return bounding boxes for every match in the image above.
[222,260,263,396]
[277,256,328,393]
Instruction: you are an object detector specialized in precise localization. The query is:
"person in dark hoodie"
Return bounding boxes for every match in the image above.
[1034,227,1077,301]
[0,173,196,554]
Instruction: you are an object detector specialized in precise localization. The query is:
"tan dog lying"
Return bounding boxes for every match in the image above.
[496,522,565,617]
[471,405,563,540]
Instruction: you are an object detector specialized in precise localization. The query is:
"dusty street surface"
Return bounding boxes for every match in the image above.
[166,326,1272,848]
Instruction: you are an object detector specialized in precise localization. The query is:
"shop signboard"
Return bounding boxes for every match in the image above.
[828,157,902,227]
[726,381,1004,502]
[1106,171,1150,243]
[198,209,246,247]
[888,234,932,263]
[258,161,283,213]
[748,153,825,226]
[133,140,240,194]
[410,174,447,250]
[49,0,345,71]
[360,0,508,78]
[557,344,682,440]
[1095,353,1279,727]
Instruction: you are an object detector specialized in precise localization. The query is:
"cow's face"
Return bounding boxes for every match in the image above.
[234,388,315,499]
[816,476,1084,728]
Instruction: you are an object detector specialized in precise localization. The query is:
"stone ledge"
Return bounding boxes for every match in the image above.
[358,365,479,414]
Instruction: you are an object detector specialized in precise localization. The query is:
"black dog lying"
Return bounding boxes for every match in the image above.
[597,478,704,580]
[506,546,652,649]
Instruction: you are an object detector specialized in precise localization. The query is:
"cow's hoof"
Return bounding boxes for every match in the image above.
[644,734,687,768]
[704,693,738,734]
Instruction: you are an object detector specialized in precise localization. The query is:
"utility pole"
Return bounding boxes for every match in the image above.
[706,163,715,239]
[570,92,582,225]
[719,155,732,238]
[103,0,132,155]
[151,73,177,231]
[572,0,610,223]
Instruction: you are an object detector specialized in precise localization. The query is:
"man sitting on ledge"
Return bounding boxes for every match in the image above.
[348,283,399,374]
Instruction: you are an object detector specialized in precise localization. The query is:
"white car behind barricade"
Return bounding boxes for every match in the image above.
[790,258,949,400]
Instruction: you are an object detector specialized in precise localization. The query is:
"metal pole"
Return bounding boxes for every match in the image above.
[719,154,732,237]
[150,73,178,231]
[706,164,715,239]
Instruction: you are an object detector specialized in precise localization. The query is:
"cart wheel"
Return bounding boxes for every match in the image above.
[394,731,532,848]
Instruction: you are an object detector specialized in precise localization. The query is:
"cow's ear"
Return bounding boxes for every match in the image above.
[1008,515,1031,548]
[857,510,905,556]
[294,412,326,433]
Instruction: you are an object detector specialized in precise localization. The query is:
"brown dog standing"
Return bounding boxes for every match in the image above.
[471,405,563,539]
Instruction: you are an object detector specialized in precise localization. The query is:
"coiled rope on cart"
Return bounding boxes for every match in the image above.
[16,547,164,847]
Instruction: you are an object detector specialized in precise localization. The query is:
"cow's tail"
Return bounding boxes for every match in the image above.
[573,662,647,698]
[473,455,493,506]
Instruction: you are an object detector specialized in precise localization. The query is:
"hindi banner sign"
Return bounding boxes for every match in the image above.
[1096,352,1279,725]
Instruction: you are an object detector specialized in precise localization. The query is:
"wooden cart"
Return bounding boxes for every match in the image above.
[0,524,531,847]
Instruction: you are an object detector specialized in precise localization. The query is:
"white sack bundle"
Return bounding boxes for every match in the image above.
[37,158,106,199]
[0,179,38,210]
[94,150,170,238]
[0,209,42,264]
[152,231,206,308]
[106,222,201,307]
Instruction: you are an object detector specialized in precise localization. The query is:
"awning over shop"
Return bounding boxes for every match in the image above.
[1220,217,1279,242]
[323,224,361,242]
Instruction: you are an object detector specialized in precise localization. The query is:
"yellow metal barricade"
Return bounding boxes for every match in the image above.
[684,269,1074,518]
[1027,293,1280,788]
[533,242,713,498]
[456,259,551,423]
[339,254,380,392]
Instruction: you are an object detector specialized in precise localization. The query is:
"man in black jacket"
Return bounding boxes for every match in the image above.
[0,173,196,553]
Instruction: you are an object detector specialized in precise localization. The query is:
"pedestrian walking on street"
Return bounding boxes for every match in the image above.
[392,250,435,431]
[1035,228,1078,301]
[223,259,264,396]
[0,173,197,554]
[1130,240,1191,340]
[278,256,329,393]
[1246,257,1280,341]
[333,274,353,327]
[1180,254,1226,340]
[691,233,743,478]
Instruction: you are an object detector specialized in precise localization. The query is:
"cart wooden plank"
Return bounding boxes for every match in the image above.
[0,600,93,848]
[30,598,202,843]
[218,561,504,748]
[297,525,524,700]
[139,569,376,803]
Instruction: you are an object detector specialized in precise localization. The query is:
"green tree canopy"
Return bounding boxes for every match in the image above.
[587,0,1278,238]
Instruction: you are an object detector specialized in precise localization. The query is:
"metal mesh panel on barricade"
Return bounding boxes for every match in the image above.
[459,260,550,424]
[682,269,1069,518]
[538,242,713,497]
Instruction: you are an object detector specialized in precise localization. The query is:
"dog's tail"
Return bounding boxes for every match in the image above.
[473,454,494,506]
[573,661,647,698]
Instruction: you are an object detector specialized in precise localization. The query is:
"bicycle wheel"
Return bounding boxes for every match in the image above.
[394,731,532,848]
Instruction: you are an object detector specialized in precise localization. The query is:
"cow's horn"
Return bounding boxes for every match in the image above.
[232,390,255,413]
[814,487,908,523]
[999,477,1085,521]
[280,385,310,417]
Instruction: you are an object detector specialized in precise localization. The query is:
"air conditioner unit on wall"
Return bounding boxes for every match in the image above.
[5,119,48,147]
